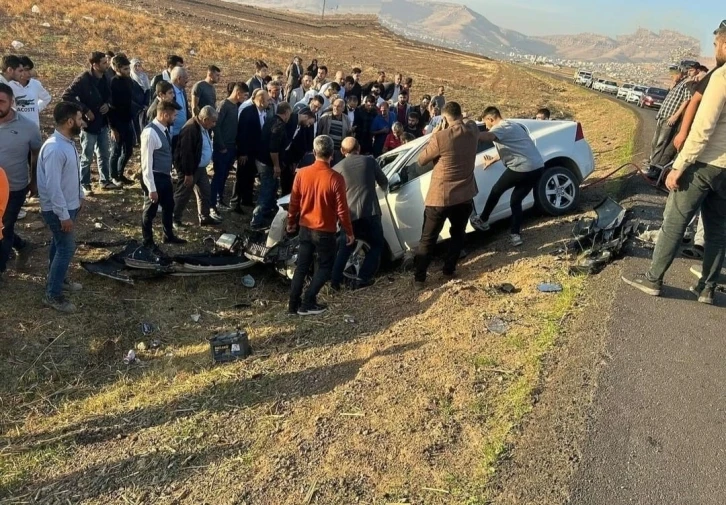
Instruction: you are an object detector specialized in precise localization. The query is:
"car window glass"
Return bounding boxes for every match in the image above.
[399,151,433,185]
[378,149,408,176]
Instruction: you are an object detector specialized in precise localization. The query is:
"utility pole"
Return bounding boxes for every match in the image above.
[321,0,326,21]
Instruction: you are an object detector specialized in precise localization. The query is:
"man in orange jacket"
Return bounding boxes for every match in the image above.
[286,134,354,316]
[0,167,8,231]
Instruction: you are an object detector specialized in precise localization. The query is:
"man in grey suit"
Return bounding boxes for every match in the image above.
[331,137,388,290]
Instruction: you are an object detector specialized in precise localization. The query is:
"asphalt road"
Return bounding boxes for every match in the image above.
[568,91,726,505]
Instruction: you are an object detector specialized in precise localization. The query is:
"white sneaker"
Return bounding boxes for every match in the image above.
[470,215,490,232]
[62,279,83,292]
[510,234,523,247]
[209,208,223,222]
[17,209,28,220]
[111,178,125,187]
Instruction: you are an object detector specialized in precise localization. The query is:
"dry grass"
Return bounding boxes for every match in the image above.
[1,0,637,503]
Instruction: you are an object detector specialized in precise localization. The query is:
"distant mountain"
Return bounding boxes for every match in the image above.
[220,0,700,63]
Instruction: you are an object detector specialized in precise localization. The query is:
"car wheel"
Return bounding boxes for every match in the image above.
[343,239,380,281]
[535,166,581,216]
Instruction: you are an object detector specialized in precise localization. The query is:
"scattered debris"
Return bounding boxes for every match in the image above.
[150,339,162,349]
[141,322,154,335]
[31,5,41,13]
[26,221,45,230]
[136,341,148,351]
[10,41,25,50]
[40,22,50,28]
[343,315,356,324]
[189,49,196,55]
[486,317,509,335]
[123,350,138,364]
[191,313,201,323]
[241,274,255,288]
[537,282,563,293]
[93,222,104,230]
[81,15,95,23]
[637,229,660,244]
[497,282,518,294]
[209,330,252,363]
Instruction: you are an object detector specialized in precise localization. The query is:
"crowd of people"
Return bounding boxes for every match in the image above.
[1,48,557,316]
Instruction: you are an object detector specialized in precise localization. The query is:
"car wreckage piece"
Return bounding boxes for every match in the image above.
[81,234,256,284]
[566,197,638,275]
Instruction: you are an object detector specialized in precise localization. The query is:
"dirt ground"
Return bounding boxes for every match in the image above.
[0,1,637,503]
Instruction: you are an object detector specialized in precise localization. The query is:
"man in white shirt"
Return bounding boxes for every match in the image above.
[140,100,186,247]
[10,56,52,128]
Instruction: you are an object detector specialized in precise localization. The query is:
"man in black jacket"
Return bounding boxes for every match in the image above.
[172,106,220,227]
[109,55,135,186]
[149,55,184,94]
[331,137,388,290]
[282,107,316,195]
[62,51,116,193]
[354,95,379,155]
[231,89,269,213]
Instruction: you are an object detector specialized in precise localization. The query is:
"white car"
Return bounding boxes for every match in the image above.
[625,85,648,104]
[595,80,619,94]
[617,83,635,100]
[574,70,594,87]
[245,120,596,280]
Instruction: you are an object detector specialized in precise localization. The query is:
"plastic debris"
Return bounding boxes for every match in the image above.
[189,49,196,55]
[10,41,25,50]
[538,282,563,293]
[343,315,356,324]
[81,15,95,23]
[31,5,41,13]
[241,274,255,288]
[637,229,660,244]
[191,313,201,323]
[497,283,517,294]
[136,341,148,351]
[123,350,137,364]
[40,22,50,28]
[141,322,154,335]
[151,339,161,349]
[486,318,509,335]
[94,222,104,230]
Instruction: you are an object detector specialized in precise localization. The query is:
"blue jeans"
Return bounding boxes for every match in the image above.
[332,215,384,285]
[251,161,279,227]
[0,189,28,273]
[80,127,111,185]
[42,209,79,299]
[211,147,236,207]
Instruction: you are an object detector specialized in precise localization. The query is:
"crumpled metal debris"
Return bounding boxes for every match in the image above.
[486,317,509,335]
[538,282,563,293]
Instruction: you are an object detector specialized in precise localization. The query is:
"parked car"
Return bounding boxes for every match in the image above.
[597,80,619,94]
[574,70,594,87]
[244,120,596,280]
[625,85,648,104]
[638,87,668,109]
[617,83,635,100]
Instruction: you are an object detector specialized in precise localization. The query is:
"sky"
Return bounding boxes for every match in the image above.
[466,0,722,56]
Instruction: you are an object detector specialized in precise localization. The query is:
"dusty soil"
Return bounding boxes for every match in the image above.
[0,1,638,504]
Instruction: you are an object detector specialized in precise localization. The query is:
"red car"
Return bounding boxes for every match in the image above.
[638,88,668,109]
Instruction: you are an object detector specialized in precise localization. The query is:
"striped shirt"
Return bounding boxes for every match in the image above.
[657,78,692,120]
[328,117,344,150]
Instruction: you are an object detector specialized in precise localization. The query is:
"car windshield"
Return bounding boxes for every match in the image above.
[378,147,413,177]
[635,86,647,92]
[605,81,617,86]
[622,84,634,89]
[649,88,668,97]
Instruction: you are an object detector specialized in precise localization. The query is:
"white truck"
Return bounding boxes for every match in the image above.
[574,69,594,87]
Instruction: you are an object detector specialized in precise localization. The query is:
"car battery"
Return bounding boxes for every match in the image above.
[208,330,252,363]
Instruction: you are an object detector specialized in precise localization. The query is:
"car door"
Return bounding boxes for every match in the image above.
[385,144,437,251]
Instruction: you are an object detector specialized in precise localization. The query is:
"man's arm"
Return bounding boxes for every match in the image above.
[287,175,302,230]
[478,131,497,142]
[674,92,704,151]
[418,132,440,167]
[36,81,52,112]
[372,159,388,190]
[191,83,200,116]
[673,71,726,171]
[41,148,71,221]
[334,176,354,239]
[140,128,159,193]
[668,98,690,126]
[61,75,90,114]
[175,123,198,176]
[213,102,228,151]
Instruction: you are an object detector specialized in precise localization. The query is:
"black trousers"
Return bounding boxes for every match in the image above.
[110,120,135,180]
[289,226,337,311]
[141,172,175,246]
[414,202,472,282]
[479,167,543,235]
[231,157,257,207]
[649,118,679,168]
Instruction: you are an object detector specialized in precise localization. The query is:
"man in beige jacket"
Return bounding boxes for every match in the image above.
[622,25,726,305]
[413,101,479,289]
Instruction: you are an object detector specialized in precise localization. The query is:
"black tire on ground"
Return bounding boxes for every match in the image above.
[535,166,581,216]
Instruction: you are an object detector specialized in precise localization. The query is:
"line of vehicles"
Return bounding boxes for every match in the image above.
[573,69,668,110]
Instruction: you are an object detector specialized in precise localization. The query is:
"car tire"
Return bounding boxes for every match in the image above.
[535,166,581,216]
[342,239,380,281]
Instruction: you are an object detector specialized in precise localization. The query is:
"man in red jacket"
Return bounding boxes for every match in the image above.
[287,135,354,316]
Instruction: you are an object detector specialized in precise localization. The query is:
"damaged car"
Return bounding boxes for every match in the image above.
[244,119,596,280]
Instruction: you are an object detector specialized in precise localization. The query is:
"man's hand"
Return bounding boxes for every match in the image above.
[667,114,679,127]
[110,129,119,142]
[238,156,248,166]
[273,165,281,178]
[184,175,194,188]
[286,222,298,234]
[99,104,110,115]
[150,191,159,203]
[28,181,38,197]
[482,155,497,169]
[85,110,95,122]
[673,132,687,152]
[60,219,74,233]
[346,233,355,246]
[665,169,684,191]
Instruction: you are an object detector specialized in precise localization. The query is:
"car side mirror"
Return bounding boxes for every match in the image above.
[388,172,402,192]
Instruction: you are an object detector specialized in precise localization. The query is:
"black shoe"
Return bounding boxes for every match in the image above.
[199,217,221,226]
[163,235,188,245]
[297,303,328,316]
[621,273,661,296]
[118,175,134,185]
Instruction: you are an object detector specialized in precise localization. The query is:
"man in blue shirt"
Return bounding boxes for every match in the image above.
[172,106,220,228]
[37,102,85,313]
[169,66,190,147]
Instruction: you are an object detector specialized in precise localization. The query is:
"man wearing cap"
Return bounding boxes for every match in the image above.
[622,25,726,305]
